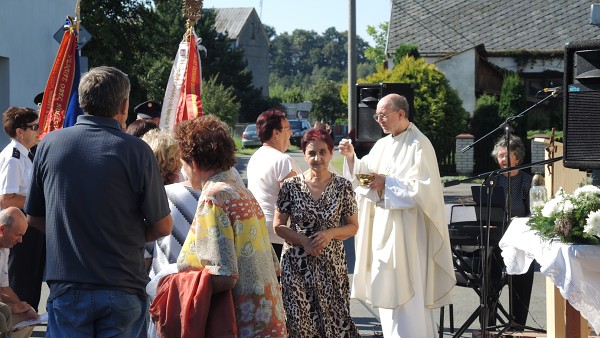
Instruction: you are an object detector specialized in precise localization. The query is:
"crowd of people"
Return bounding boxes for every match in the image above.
[0,64,543,337]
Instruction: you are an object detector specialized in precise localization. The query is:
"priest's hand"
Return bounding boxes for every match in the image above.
[338,139,354,159]
[369,173,386,192]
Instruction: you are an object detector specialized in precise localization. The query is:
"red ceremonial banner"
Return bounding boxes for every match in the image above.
[39,29,77,138]
[176,31,203,126]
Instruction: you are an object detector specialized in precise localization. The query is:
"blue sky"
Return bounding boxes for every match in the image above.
[203,0,391,45]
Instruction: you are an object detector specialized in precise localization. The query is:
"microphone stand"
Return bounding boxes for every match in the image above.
[460,89,560,153]
[456,90,559,337]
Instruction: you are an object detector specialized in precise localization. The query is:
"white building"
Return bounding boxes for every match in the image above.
[0,0,76,146]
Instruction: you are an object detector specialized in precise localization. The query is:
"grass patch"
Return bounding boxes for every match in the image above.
[331,156,344,175]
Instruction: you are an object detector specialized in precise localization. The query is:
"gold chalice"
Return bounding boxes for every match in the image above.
[356,173,375,186]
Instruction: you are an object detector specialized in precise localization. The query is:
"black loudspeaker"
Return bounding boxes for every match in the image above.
[564,40,600,169]
[355,83,415,143]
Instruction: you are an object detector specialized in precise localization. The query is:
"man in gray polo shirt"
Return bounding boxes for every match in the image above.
[25,66,173,337]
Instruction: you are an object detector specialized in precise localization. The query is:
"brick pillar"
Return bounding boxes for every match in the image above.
[455,133,474,176]
[531,134,550,175]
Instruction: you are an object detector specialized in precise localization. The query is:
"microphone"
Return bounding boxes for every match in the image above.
[542,86,562,97]
[542,86,561,92]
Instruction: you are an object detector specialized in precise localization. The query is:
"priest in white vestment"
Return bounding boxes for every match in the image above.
[339,93,455,338]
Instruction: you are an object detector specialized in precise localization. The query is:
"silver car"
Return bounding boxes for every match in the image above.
[241,124,261,149]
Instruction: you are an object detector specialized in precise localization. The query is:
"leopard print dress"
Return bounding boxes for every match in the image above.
[276,174,361,338]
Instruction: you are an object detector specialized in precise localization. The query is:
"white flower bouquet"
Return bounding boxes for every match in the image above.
[528,185,600,244]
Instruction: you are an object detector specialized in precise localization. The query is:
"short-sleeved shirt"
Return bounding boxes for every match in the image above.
[25,115,170,298]
[247,145,301,244]
[0,139,33,197]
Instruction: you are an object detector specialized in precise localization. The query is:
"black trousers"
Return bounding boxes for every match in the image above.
[8,227,45,312]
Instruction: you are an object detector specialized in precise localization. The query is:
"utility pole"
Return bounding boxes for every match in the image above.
[348,0,357,134]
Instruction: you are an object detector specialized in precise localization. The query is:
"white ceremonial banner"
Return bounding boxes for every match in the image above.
[160,40,188,133]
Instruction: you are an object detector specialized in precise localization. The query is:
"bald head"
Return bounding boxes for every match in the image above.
[375,94,411,136]
[0,207,28,249]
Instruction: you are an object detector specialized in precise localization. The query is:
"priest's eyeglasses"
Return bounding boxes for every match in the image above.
[373,111,397,121]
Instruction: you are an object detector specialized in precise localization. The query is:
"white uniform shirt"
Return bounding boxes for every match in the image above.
[0,139,33,198]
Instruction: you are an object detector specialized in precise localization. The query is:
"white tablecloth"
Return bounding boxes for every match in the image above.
[499,217,600,334]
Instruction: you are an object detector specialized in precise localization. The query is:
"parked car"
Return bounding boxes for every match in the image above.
[289,119,311,147]
[241,124,261,149]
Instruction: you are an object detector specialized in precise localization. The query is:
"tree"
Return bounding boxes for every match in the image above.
[201,75,240,127]
[470,94,503,173]
[306,79,346,124]
[365,22,388,65]
[81,1,273,124]
[362,56,469,168]
[269,27,371,89]
[499,72,527,139]
[393,44,420,65]
[80,0,155,115]
[270,85,305,103]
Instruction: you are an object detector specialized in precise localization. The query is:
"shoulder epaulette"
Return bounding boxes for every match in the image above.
[12,148,20,159]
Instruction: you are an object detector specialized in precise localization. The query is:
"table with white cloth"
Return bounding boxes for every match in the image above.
[499,217,600,337]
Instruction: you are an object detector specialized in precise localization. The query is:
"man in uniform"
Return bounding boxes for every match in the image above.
[134,100,162,125]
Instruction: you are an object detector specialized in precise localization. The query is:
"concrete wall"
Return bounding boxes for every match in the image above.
[0,0,74,146]
[434,49,477,114]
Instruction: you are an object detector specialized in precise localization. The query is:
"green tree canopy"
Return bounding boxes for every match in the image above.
[201,75,240,127]
[365,22,388,66]
[81,0,273,124]
[470,94,503,173]
[499,72,527,139]
[306,79,347,124]
[269,27,371,89]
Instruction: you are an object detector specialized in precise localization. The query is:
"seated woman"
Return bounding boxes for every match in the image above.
[489,134,534,327]
[174,116,286,337]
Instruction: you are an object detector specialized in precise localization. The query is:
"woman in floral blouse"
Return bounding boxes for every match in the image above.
[175,115,287,338]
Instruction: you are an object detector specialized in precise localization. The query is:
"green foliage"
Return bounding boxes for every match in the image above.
[393,44,420,65]
[201,75,240,127]
[499,72,527,137]
[306,79,347,123]
[81,1,272,124]
[270,85,305,103]
[361,56,469,167]
[80,0,155,118]
[364,22,388,65]
[470,94,503,173]
[269,28,372,89]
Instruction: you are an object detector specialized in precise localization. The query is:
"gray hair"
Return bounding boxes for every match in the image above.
[385,94,410,118]
[79,66,130,118]
[491,134,526,164]
[0,210,15,229]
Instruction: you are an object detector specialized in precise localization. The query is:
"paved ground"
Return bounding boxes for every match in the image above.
[31,149,549,337]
